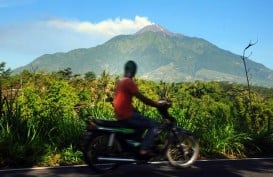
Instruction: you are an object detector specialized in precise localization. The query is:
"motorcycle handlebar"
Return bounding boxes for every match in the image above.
[157,100,171,108]
[157,100,175,122]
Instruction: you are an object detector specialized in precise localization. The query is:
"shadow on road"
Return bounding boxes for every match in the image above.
[94,159,273,177]
[0,158,272,177]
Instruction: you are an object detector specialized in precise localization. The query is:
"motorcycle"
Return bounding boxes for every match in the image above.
[82,100,199,173]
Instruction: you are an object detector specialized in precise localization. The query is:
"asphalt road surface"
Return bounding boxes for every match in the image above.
[0,158,272,177]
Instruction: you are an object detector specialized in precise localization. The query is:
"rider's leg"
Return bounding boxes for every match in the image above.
[120,112,158,154]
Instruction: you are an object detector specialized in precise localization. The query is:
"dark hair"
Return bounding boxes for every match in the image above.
[124,60,137,77]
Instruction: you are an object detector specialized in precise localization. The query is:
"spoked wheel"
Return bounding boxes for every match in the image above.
[166,135,199,168]
[83,135,122,173]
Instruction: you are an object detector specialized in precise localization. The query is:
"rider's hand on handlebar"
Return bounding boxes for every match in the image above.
[156,100,171,108]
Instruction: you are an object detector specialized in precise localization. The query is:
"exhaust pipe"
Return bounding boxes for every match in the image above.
[98,157,137,163]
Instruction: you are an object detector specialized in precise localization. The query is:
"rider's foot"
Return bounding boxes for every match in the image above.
[139,149,155,157]
[139,149,149,155]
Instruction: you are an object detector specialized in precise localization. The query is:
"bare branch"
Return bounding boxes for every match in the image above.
[244,39,258,51]
[247,51,253,59]
[242,39,258,60]
[241,39,258,131]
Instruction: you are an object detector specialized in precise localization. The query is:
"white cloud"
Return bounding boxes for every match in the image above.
[0,16,153,53]
[47,16,153,37]
[0,16,154,68]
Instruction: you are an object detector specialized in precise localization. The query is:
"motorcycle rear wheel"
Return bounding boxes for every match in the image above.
[83,134,121,173]
[166,134,199,168]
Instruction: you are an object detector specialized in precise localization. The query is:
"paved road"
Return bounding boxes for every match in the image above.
[0,158,272,177]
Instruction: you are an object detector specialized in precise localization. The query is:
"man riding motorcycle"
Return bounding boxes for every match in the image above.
[113,60,166,156]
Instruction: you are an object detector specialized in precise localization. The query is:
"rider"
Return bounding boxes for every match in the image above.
[113,60,165,156]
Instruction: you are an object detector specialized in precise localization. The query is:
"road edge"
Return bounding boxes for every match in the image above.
[0,157,273,172]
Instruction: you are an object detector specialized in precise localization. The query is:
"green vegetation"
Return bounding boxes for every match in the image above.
[1,62,273,168]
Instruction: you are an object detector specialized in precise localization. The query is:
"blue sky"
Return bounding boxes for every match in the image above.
[1,0,273,70]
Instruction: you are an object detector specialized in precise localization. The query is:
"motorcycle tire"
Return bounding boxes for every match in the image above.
[83,134,122,173]
[166,134,199,168]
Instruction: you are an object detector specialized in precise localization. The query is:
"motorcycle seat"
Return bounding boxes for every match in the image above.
[93,119,129,128]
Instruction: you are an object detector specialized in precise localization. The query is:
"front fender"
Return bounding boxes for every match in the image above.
[172,127,195,137]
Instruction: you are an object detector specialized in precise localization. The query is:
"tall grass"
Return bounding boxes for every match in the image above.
[204,124,252,157]
[0,81,85,167]
[0,90,45,167]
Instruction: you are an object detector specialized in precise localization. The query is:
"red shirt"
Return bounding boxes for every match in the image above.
[113,77,138,120]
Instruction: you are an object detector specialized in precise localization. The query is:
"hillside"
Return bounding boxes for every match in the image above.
[13,24,273,87]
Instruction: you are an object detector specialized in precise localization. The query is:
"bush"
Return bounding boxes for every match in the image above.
[1,69,273,167]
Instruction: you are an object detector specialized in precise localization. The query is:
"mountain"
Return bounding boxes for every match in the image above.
[13,24,273,87]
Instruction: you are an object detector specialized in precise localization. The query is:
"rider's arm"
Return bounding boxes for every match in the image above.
[134,91,159,107]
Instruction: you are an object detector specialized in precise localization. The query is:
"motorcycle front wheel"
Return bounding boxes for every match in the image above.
[166,134,199,168]
[83,134,121,173]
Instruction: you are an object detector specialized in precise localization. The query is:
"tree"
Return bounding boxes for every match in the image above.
[57,67,73,80]
[0,62,11,78]
[84,71,96,81]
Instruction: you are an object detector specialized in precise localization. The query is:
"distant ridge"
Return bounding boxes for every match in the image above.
[13,24,273,87]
